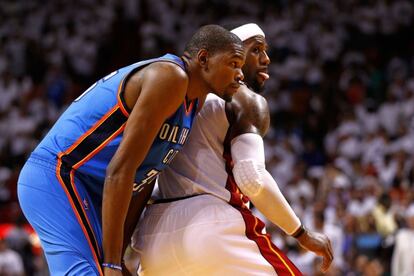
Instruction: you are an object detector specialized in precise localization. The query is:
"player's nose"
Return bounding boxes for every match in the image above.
[261,51,270,66]
[235,68,244,82]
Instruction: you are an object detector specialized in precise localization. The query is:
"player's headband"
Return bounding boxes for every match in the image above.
[231,23,265,42]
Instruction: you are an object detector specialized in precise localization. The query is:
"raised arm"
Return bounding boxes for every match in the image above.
[102,62,188,275]
[227,87,333,273]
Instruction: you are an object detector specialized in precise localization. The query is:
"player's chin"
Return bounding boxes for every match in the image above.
[221,86,239,101]
[255,79,266,93]
[213,89,233,102]
[257,77,267,88]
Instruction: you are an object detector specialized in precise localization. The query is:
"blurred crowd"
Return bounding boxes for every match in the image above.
[1,0,414,275]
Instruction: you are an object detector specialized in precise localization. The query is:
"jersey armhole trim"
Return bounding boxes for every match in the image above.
[117,57,187,118]
[117,75,131,117]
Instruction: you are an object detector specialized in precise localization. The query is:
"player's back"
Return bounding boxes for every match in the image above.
[157,93,233,202]
[33,61,133,169]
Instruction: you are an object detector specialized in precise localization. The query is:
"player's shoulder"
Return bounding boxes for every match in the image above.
[148,60,188,78]
[227,85,270,137]
[232,85,269,119]
[144,60,189,86]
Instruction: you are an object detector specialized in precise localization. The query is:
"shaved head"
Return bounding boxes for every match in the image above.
[185,25,243,57]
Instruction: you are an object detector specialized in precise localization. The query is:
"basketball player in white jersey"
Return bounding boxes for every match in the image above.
[132,23,333,275]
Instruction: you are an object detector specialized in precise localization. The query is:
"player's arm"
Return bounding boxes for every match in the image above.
[227,87,303,233]
[122,179,156,255]
[102,62,188,274]
[227,87,333,272]
[120,178,156,276]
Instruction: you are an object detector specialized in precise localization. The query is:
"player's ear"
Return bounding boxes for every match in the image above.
[197,49,209,69]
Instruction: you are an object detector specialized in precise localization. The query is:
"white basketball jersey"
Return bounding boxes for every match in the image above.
[141,95,301,276]
[157,93,233,202]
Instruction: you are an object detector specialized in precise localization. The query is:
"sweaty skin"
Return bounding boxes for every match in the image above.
[226,35,334,273]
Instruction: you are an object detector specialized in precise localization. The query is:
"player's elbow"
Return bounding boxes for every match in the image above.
[232,159,265,198]
[105,159,135,187]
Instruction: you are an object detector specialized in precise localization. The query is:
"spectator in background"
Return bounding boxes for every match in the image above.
[0,1,414,274]
[5,216,35,275]
[0,237,24,276]
[392,204,414,276]
[372,193,397,237]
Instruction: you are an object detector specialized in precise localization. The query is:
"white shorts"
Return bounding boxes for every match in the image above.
[132,194,301,276]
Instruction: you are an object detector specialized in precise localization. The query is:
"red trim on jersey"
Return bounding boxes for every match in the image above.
[223,132,302,276]
[117,76,131,117]
[55,157,103,276]
[72,123,125,169]
[183,96,194,116]
[54,105,127,275]
[64,106,119,155]
[61,104,126,169]
[225,176,302,276]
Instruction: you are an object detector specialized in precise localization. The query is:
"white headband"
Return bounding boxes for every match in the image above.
[231,23,265,42]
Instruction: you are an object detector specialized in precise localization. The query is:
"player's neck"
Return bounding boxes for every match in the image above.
[184,65,209,100]
[186,83,206,100]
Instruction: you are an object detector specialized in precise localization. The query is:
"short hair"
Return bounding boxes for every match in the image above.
[184,24,242,56]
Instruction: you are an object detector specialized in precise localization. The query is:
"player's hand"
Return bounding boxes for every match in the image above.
[296,229,333,273]
[122,262,133,276]
[103,267,123,276]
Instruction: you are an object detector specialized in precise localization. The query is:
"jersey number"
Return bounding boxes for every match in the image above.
[74,70,119,102]
[133,169,160,192]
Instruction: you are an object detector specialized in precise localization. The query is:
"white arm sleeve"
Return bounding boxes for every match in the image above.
[231,133,301,235]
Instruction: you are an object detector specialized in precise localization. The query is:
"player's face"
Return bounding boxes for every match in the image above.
[202,44,245,102]
[242,36,270,93]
